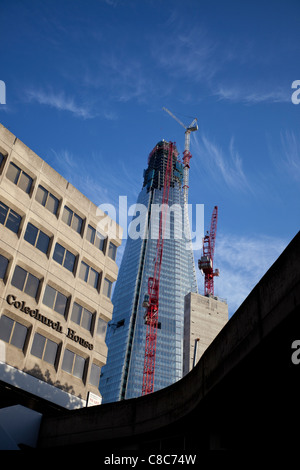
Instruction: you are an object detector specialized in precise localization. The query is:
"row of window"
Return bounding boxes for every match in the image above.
[0,256,110,334]
[0,157,118,260]
[0,314,101,386]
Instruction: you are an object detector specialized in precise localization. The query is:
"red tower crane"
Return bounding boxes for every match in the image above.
[198,206,219,296]
[142,141,174,396]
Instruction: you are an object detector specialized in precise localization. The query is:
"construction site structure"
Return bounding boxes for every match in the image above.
[198,206,219,297]
[163,107,198,205]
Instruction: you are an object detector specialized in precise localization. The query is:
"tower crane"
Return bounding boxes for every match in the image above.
[162,107,198,204]
[198,206,219,296]
[142,142,174,396]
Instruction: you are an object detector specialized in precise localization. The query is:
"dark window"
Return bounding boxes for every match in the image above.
[62,349,86,379]
[89,363,101,387]
[71,302,93,331]
[0,315,28,350]
[42,284,68,316]
[0,201,22,234]
[0,254,9,279]
[108,242,117,261]
[103,278,113,299]
[97,317,107,339]
[24,222,50,254]
[86,224,106,252]
[35,185,59,215]
[62,206,83,234]
[53,243,76,273]
[31,333,58,365]
[11,266,40,299]
[6,162,33,194]
[79,261,99,289]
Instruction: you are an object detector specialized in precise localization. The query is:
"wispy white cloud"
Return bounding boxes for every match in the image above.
[24,88,95,119]
[279,130,300,181]
[213,85,290,104]
[192,132,251,193]
[195,233,287,316]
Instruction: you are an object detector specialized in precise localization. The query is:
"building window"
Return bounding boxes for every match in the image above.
[53,243,76,273]
[62,206,83,234]
[42,285,68,316]
[0,152,5,169]
[79,261,100,289]
[108,242,117,261]
[0,254,9,280]
[0,315,28,350]
[71,302,93,331]
[0,201,22,234]
[11,265,40,299]
[24,222,50,254]
[62,349,86,380]
[103,278,113,299]
[31,333,58,366]
[97,317,107,340]
[35,185,59,215]
[86,224,106,252]
[89,363,101,387]
[6,162,33,194]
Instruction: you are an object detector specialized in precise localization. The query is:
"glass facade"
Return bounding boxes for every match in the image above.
[100,142,197,403]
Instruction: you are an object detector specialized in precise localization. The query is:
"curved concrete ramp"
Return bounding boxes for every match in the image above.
[38,232,300,451]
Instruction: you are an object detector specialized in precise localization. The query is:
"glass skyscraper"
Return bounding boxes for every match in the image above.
[100,141,197,403]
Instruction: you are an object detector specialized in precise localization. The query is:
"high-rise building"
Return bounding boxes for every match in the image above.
[100,141,198,403]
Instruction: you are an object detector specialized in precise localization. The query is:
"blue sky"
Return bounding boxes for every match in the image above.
[1,0,299,316]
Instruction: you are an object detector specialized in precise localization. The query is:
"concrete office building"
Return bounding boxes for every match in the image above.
[183,292,228,375]
[0,123,121,409]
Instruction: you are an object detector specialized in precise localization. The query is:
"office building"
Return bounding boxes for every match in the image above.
[0,123,121,409]
[100,140,198,403]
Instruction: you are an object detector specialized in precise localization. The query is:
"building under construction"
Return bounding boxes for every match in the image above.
[100,141,198,402]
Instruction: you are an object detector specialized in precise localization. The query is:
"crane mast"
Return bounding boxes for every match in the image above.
[162,107,198,204]
[198,206,219,296]
[142,141,174,395]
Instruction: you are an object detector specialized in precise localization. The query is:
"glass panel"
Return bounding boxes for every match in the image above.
[0,254,9,279]
[53,243,65,265]
[62,206,73,226]
[44,338,58,365]
[18,171,33,194]
[11,265,26,291]
[108,242,117,260]
[72,213,82,234]
[97,317,107,339]
[24,223,38,246]
[86,225,95,244]
[79,262,89,282]
[103,278,112,298]
[10,322,27,349]
[54,291,67,315]
[24,272,40,298]
[71,302,82,325]
[89,363,101,387]
[36,185,48,206]
[89,268,99,289]
[31,333,45,359]
[95,232,105,251]
[46,193,59,215]
[36,230,50,254]
[82,308,92,331]
[64,250,75,272]
[73,354,85,379]
[42,285,56,309]
[6,162,20,184]
[0,201,8,225]
[5,209,21,233]
[62,349,74,374]
[0,315,13,343]
[0,153,4,166]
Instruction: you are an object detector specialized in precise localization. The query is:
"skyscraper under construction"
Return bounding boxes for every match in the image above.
[100,141,198,403]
